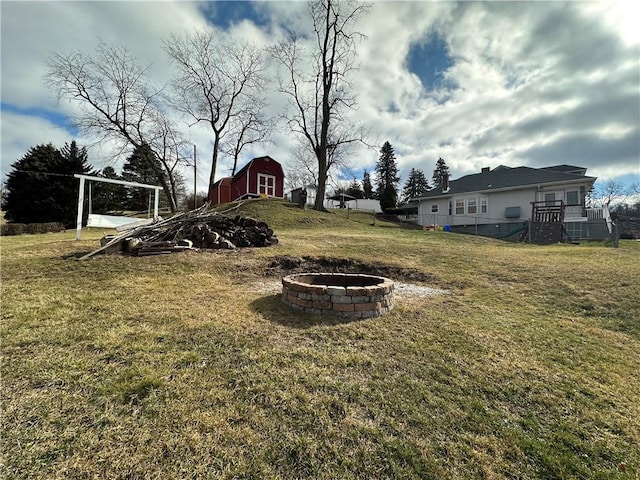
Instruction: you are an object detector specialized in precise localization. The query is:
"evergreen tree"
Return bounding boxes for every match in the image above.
[346,179,364,199]
[3,141,92,227]
[402,168,430,202]
[91,167,128,213]
[379,184,398,211]
[375,141,400,210]
[121,143,169,211]
[362,170,374,199]
[432,157,451,189]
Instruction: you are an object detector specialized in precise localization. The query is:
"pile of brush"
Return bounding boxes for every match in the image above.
[80,205,278,259]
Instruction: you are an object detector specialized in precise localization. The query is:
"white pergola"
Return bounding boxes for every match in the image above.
[74,174,163,240]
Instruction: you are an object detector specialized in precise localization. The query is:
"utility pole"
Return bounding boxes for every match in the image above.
[193,144,197,207]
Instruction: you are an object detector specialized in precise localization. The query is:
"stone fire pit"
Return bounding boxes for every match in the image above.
[281,273,395,319]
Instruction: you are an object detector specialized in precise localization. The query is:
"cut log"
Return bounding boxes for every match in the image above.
[79,204,277,259]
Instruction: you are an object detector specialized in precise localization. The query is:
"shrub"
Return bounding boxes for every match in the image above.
[0,222,66,236]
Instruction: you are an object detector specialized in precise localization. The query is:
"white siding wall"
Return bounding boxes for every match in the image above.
[418,188,537,226]
[417,182,589,227]
[417,199,449,226]
[484,188,536,224]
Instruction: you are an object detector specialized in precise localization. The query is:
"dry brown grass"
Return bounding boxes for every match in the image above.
[2,200,639,479]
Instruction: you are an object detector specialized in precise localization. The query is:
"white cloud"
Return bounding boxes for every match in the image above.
[1,0,638,197]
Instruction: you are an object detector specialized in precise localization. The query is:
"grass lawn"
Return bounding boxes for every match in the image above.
[2,199,639,479]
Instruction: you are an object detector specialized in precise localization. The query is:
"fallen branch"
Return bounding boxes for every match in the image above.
[78,205,278,260]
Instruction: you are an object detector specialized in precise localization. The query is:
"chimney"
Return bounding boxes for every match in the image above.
[442,173,450,193]
[481,167,490,173]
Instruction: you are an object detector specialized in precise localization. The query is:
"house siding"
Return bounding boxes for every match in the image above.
[418,186,589,227]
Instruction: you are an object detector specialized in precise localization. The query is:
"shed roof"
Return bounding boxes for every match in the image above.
[211,176,232,188]
[234,156,284,179]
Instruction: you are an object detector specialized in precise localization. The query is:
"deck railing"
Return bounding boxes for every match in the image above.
[585,205,612,233]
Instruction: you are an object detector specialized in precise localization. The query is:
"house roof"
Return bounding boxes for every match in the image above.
[234,156,284,179]
[415,165,596,200]
[540,164,588,175]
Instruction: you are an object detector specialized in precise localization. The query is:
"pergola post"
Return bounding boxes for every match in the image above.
[74,174,163,241]
[154,188,160,220]
[76,176,85,241]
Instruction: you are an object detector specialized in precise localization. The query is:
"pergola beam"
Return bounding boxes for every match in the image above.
[74,174,163,240]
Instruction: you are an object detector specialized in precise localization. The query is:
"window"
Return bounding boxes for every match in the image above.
[257,173,276,196]
[467,198,477,214]
[480,198,488,214]
[544,192,556,206]
[566,190,579,205]
[455,199,464,215]
[431,204,439,213]
[448,201,452,215]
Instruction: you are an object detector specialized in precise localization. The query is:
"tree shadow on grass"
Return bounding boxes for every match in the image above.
[250,294,366,329]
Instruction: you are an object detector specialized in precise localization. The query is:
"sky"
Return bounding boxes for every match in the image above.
[1,0,639,197]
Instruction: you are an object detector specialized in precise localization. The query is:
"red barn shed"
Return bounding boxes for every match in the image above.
[209,177,232,206]
[231,156,285,201]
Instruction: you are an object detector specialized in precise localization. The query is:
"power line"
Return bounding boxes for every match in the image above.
[9,169,79,178]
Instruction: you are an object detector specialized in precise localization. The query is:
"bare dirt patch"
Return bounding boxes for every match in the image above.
[251,255,449,299]
[265,255,436,283]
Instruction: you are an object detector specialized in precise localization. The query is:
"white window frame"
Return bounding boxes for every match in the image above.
[431,204,439,213]
[480,197,488,214]
[467,197,477,215]
[566,190,579,205]
[257,173,276,197]
[455,199,465,215]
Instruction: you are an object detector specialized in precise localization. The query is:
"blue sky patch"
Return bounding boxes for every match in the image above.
[1,102,79,137]
[406,33,454,91]
[198,1,268,30]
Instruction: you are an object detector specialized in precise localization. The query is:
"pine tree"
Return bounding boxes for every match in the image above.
[91,167,128,213]
[432,157,450,189]
[362,170,374,199]
[346,179,364,199]
[402,168,430,203]
[379,184,398,211]
[3,142,92,227]
[375,141,400,210]
[121,143,168,211]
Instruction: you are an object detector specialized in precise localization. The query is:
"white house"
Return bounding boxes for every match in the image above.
[290,186,382,212]
[414,165,611,241]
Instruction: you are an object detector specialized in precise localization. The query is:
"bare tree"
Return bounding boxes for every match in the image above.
[222,110,275,176]
[163,31,270,190]
[270,0,370,211]
[596,179,633,207]
[287,135,354,194]
[45,42,186,211]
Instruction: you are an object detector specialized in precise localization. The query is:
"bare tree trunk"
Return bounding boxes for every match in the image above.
[209,135,221,190]
[270,0,369,211]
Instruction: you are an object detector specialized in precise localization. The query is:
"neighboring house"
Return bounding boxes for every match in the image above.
[340,198,382,212]
[414,164,612,242]
[209,156,285,205]
[289,185,382,212]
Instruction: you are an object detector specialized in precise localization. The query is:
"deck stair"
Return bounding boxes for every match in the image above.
[529,200,566,244]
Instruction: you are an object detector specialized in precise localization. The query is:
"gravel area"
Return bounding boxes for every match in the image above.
[251,280,449,298]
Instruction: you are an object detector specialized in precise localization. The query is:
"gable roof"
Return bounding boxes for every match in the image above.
[234,156,284,179]
[540,164,587,175]
[416,165,596,199]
